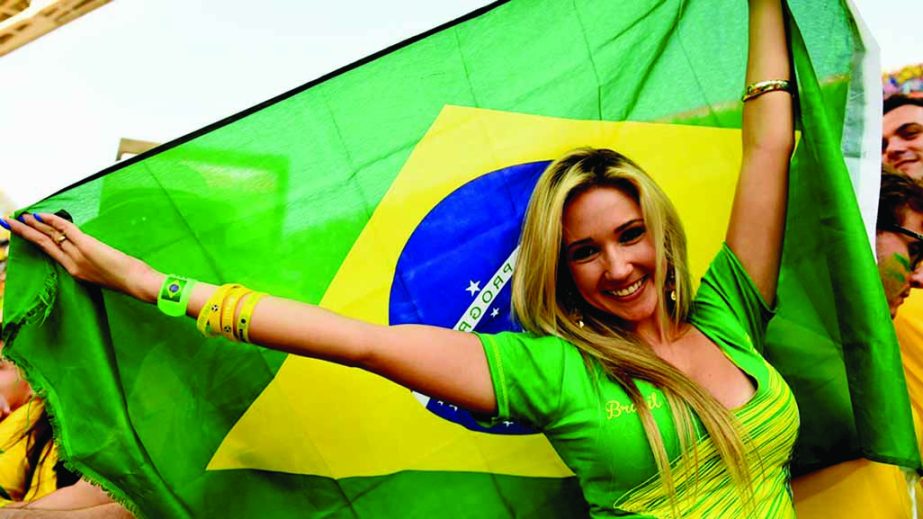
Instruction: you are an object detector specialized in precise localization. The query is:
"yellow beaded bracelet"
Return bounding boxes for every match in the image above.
[219,286,253,341]
[236,292,266,343]
[197,284,240,337]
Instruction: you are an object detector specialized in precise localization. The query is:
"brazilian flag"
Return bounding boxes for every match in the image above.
[2,0,917,517]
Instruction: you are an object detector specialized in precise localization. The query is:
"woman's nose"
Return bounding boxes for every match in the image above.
[602,247,633,281]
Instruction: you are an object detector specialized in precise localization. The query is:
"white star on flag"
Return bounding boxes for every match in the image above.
[490,308,500,318]
[465,280,480,296]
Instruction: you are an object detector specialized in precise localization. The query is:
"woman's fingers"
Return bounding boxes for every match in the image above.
[22,214,75,253]
[5,212,160,300]
[33,212,84,246]
[6,216,69,262]
[21,214,56,236]
[5,215,82,278]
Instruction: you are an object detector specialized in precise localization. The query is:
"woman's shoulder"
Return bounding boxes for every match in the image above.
[482,330,581,353]
[478,330,588,372]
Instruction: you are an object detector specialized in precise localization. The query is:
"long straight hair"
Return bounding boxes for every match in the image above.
[512,148,751,509]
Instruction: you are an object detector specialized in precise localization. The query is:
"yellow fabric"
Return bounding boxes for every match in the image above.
[0,400,58,507]
[792,291,923,518]
[196,283,240,337]
[896,290,923,517]
[896,291,923,454]
[792,459,912,518]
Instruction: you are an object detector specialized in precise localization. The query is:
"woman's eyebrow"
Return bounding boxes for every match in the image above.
[615,218,643,232]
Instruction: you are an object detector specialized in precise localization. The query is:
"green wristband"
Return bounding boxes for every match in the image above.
[157,275,196,317]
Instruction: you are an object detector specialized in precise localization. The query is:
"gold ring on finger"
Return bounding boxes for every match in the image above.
[54,232,68,245]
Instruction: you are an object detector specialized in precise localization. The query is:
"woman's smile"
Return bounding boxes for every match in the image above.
[604,275,647,299]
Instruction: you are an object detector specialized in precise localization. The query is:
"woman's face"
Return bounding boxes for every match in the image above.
[562,185,659,327]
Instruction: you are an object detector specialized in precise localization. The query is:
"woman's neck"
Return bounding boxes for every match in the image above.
[633,316,687,349]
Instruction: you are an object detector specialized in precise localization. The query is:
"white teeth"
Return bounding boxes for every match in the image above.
[609,278,644,297]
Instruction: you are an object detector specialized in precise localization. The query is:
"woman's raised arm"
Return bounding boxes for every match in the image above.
[725,0,795,304]
[4,213,497,415]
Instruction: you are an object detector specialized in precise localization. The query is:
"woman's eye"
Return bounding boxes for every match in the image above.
[570,246,598,261]
[620,225,646,243]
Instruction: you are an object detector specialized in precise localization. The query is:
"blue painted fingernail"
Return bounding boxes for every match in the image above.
[33,213,45,224]
[16,214,25,223]
[0,219,9,230]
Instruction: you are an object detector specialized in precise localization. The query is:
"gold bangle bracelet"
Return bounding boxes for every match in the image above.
[742,79,792,102]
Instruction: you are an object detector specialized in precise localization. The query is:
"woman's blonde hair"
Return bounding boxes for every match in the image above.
[512,148,750,508]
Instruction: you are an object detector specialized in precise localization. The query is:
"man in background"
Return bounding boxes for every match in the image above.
[884,95,923,180]
[875,170,923,317]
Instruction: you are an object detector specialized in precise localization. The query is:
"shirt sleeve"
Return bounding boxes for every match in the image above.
[693,243,776,352]
[475,331,575,429]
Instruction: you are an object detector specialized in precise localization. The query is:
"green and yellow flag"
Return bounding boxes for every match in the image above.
[2,0,917,517]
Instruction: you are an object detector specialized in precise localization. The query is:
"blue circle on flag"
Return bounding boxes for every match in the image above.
[389,160,551,434]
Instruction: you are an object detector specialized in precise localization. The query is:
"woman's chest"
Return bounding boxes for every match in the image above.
[657,329,760,410]
[546,377,691,494]
[545,364,797,511]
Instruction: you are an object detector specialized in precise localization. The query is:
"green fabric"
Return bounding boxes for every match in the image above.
[478,245,799,517]
[1,0,918,518]
[762,10,918,475]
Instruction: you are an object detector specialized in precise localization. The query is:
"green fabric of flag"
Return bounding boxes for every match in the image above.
[2,0,918,517]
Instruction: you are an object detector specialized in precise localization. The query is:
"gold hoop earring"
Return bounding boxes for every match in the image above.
[572,307,585,328]
[667,267,677,302]
[565,288,585,328]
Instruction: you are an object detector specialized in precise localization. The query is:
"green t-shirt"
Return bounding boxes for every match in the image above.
[478,245,800,517]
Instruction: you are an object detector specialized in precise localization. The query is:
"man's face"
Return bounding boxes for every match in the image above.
[877,208,923,317]
[883,105,923,179]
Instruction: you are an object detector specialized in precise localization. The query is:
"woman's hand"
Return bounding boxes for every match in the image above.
[3,213,163,303]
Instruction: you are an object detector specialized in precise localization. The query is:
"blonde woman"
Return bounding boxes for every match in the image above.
[4,0,794,516]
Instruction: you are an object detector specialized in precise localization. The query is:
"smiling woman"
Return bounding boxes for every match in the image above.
[499,145,793,516]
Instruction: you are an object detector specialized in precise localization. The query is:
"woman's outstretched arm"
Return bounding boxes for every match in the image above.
[4,213,497,415]
[725,0,795,304]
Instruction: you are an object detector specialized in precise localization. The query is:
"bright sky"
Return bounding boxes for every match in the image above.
[0,0,920,207]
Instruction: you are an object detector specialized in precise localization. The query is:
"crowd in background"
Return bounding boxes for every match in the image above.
[884,63,923,99]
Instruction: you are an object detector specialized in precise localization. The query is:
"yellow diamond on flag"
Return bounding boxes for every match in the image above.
[206,106,742,478]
